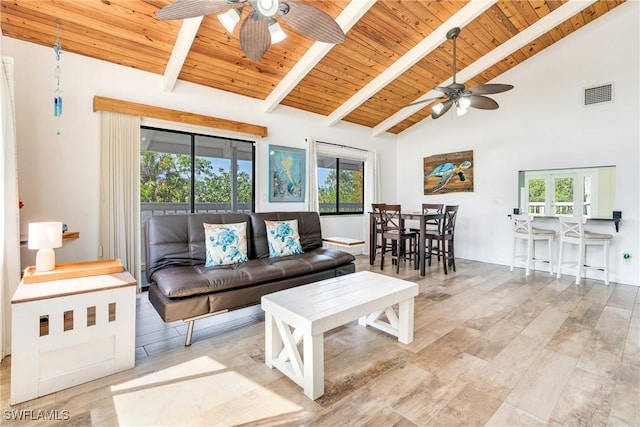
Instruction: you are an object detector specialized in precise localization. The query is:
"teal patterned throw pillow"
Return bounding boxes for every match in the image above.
[204,222,249,267]
[265,219,304,258]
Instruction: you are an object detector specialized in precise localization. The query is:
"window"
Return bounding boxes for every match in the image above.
[519,166,615,218]
[140,127,255,215]
[523,169,610,217]
[317,155,364,215]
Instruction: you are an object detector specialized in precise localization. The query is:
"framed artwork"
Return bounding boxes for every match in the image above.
[269,145,306,202]
[423,150,474,194]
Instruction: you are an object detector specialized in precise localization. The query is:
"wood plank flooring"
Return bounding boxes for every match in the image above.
[1,255,638,426]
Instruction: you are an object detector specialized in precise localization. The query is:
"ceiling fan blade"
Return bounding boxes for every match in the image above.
[403,96,447,108]
[156,0,233,20]
[469,95,499,110]
[279,1,345,44]
[239,11,271,61]
[432,100,453,119]
[468,84,514,95]
[433,86,458,97]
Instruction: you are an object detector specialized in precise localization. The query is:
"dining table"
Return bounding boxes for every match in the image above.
[369,211,444,277]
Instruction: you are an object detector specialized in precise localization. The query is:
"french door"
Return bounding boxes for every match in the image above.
[524,173,580,216]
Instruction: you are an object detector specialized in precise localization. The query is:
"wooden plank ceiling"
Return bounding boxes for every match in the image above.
[0,0,625,135]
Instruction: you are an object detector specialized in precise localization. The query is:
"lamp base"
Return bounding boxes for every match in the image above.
[35,248,56,272]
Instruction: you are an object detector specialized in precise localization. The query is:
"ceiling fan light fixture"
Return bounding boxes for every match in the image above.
[256,0,278,17]
[156,0,345,61]
[432,103,444,114]
[458,96,471,109]
[218,8,242,33]
[268,20,287,44]
[455,99,468,116]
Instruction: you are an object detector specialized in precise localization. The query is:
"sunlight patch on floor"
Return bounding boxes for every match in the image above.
[110,356,303,425]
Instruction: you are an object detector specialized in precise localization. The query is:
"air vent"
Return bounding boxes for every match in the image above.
[584,83,613,106]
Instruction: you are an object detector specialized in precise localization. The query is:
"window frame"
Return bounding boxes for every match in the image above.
[316,155,365,216]
[140,125,256,214]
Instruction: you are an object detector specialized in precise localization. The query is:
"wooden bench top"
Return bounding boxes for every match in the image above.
[322,236,365,246]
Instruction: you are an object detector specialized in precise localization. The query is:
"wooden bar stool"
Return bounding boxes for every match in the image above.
[411,203,443,268]
[370,203,387,264]
[510,214,555,276]
[373,204,417,273]
[557,216,612,285]
[425,205,458,274]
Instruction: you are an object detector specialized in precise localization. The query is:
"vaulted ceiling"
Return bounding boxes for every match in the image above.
[0,0,625,135]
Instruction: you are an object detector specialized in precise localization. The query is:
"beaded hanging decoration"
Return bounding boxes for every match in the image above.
[53,20,63,118]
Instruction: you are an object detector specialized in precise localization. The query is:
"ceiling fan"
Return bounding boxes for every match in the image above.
[404,27,514,119]
[156,0,346,61]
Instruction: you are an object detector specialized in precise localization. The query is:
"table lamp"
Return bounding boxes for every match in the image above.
[28,222,63,272]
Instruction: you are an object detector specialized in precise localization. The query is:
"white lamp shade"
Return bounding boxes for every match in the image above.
[432,103,444,114]
[28,222,63,250]
[268,21,287,44]
[218,8,241,33]
[458,97,471,109]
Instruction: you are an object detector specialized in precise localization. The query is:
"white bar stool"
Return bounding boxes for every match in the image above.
[510,214,555,276]
[557,216,612,285]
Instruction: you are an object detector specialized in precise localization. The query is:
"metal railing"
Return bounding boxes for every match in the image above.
[528,202,575,216]
[318,202,364,214]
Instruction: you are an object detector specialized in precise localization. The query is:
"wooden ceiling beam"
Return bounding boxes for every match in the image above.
[161,17,203,92]
[325,0,497,128]
[373,0,598,136]
[262,0,376,114]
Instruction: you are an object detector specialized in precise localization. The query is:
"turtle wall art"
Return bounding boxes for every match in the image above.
[423,150,474,194]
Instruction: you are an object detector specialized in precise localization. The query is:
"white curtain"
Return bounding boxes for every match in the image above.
[1,56,21,359]
[365,149,380,206]
[100,112,141,290]
[306,138,319,212]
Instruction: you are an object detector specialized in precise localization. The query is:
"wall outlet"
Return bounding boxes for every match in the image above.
[623,253,631,262]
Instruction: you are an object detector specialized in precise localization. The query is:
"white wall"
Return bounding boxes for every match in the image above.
[0,36,396,269]
[397,1,639,285]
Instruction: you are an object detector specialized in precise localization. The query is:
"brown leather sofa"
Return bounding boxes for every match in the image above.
[144,211,356,345]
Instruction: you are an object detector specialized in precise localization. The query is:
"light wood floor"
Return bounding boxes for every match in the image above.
[2,255,638,426]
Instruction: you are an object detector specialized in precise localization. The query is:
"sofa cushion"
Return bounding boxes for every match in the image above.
[250,212,322,259]
[151,247,355,298]
[145,213,251,280]
[204,222,249,267]
[265,219,303,258]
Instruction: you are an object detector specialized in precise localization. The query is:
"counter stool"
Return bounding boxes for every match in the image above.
[425,205,458,274]
[370,203,387,264]
[557,216,612,285]
[510,214,555,276]
[373,204,417,273]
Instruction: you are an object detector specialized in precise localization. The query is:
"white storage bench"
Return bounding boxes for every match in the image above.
[10,270,137,404]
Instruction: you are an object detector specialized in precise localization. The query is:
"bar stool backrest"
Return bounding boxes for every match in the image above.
[422,203,444,232]
[512,214,534,235]
[442,205,459,236]
[559,216,586,241]
[375,204,402,233]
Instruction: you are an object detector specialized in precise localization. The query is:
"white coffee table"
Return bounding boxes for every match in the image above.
[261,271,418,399]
